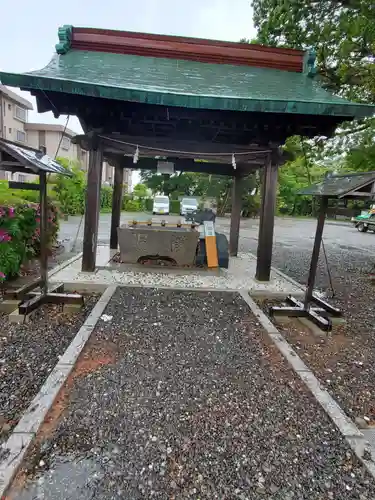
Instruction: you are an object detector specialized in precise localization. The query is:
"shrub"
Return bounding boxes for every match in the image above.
[170,200,180,214]
[52,160,86,215]
[122,194,132,211]
[241,194,260,218]
[100,185,113,212]
[145,198,153,212]
[124,199,142,212]
[0,200,60,282]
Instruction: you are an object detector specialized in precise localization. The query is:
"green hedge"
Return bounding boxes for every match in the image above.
[170,200,180,214]
[145,198,153,212]
[144,198,180,214]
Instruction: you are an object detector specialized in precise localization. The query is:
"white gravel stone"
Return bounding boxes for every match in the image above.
[51,251,303,296]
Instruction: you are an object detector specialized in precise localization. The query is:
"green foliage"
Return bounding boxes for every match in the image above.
[277,137,327,215]
[241,194,260,218]
[251,1,375,211]
[252,0,375,103]
[140,171,258,216]
[133,183,148,199]
[100,185,113,212]
[124,199,143,212]
[0,201,60,281]
[145,198,153,212]
[170,200,180,214]
[53,158,86,215]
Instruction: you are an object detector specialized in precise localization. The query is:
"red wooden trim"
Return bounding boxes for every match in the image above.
[70,27,304,72]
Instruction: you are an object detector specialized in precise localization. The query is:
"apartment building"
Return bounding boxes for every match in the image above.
[25,123,89,171]
[0,85,132,190]
[0,86,33,179]
[102,162,133,192]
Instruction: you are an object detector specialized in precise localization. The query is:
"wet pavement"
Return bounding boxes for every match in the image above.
[7,288,375,499]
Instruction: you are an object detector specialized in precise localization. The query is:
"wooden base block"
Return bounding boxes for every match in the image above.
[0,300,20,313]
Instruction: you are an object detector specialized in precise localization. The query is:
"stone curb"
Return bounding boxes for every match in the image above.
[239,290,375,480]
[247,252,305,293]
[48,281,302,297]
[48,252,83,278]
[0,285,117,497]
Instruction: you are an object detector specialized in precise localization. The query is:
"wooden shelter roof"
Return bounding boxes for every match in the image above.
[0,138,71,176]
[299,171,375,199]
[0,25,374,120]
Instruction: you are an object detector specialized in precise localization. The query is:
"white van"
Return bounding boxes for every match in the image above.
[152,195,170,215]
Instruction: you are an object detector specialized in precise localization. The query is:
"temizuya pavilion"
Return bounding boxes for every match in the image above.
[1,26,373,279]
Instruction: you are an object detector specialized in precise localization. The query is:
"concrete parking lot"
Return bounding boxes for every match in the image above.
[59,213,375,287]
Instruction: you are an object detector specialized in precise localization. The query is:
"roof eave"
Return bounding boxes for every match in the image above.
[1,71,374,121]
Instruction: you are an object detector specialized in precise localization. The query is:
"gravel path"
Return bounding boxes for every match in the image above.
[248,236,375,428]
[0,296,98,444]
[8,288,375,499]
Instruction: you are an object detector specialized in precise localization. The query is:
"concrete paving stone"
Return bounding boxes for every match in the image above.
[0,300,20,314]
[297,370,363,438]
[0,432,34,498]
[268,333,312,372]
[13,364,73,435]
[56,326,95,366]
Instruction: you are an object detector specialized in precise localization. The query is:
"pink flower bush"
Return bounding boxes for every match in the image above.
[0,200,59,282]
[0,228,11,243]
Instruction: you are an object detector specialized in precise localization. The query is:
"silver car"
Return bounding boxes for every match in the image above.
[180,198,198,216]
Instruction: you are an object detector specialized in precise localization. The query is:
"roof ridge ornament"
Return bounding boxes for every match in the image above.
[56,25,73,55]
[303,48,317,78]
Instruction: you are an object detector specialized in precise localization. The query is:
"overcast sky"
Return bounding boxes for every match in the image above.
[0,0,255,183]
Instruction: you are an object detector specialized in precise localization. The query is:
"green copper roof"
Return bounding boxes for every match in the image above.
[1,50,374,117]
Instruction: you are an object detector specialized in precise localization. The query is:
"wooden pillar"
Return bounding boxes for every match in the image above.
[255,154,278,281]
[39,171,48,294]
[229,175,245,257]
[304,196,328,306]
[82,142,103,272]
[110,165,124,249]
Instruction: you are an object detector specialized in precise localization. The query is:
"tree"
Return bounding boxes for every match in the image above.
[278,137,327,215]
[252,0,375,103]
[251,0,375,213]
[52,158,86,215]
[140,169,258,216]
[133,183,148,199]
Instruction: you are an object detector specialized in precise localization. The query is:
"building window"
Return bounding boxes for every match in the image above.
[8,104,11,111]
[38,130,46,149]
[16,130,26,143]
[14,105,27,122]
[61,136,71,150]
[18,174,26,183]
[8,128,12,134]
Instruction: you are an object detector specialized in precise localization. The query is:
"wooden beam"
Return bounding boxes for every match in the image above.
[71,27,304,72]
[0,161,23,168]
[110,165,124,249]
[72,134,272,165]
[229,176,245,256]
[8,181,40,191]
[82,142,103,272]
[255,154,278,281]
[341,191,373,197]
[104,155,261,176]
